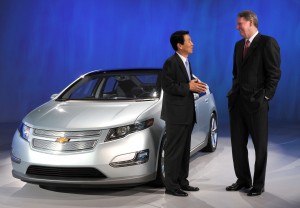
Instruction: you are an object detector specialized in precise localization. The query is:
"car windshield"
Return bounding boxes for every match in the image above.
[57,70,161,101]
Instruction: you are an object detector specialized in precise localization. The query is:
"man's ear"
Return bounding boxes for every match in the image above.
[249,19,253,27]
[177,43,182,50]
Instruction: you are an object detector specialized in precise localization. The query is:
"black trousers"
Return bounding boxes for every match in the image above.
[164,123,194,190]
[229,97,269,189]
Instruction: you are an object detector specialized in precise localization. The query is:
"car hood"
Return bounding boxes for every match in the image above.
[23,100,159,130]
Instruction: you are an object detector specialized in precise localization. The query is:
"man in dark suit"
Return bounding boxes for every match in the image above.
[226,10,281,196]
[161,30,207,197]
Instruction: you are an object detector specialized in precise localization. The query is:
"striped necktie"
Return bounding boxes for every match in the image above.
[185,60,191,80]
[243,39,250,59]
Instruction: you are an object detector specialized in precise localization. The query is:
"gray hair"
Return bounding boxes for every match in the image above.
[238,10,258,28]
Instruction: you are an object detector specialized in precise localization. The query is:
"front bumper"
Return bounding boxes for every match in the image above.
[12,170,156,187]
[11,126,161,186]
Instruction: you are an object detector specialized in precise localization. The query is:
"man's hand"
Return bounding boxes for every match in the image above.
[189,79,207,93]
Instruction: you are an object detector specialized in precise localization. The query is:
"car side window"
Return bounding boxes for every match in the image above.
[101,77,118,98]
[69,78,98,99]
[103,77,117,93]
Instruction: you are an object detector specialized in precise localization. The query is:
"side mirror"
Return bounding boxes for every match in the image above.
[193,93,200,100]
[50,94,58,100]
[205,87,210,94]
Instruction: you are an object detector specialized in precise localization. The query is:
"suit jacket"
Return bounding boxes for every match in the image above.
[161,53,196,124]
[227,33,281,113]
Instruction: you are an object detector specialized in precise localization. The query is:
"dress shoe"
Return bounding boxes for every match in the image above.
[165,189,188,197]
[181,185,200,191]
[226,182,252,191]
[247,187,264,196]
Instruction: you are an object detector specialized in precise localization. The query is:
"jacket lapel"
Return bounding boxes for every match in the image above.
[237,41,244,67]
[175,53,190,81]
[243,33,261,63]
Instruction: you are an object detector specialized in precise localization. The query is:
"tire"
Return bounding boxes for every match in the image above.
[152,134,166,187]
[202,113,218,152]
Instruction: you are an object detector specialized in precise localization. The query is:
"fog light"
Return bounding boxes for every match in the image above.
[110,149,149,168]
[136,150,149,162]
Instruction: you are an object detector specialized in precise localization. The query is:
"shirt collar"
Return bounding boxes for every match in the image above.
[246,31,259,45]
[176,52,188,64]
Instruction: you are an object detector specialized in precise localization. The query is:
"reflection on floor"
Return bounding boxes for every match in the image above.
[0,122,299,208]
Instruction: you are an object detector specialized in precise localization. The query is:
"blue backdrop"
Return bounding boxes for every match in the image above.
[0,0,299,124]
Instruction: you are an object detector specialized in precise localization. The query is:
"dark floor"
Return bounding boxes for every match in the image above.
[1,122,300,208]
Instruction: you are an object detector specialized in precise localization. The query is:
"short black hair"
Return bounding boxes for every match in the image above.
[170,30,189,51]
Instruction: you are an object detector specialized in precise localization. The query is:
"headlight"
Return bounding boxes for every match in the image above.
[18,123,31,140]
[105,118,154,142]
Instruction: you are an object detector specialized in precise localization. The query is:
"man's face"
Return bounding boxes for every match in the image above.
[178,34,193,56]
[236,17,252,39]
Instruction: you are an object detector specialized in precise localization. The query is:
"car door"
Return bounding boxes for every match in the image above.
[190,92,211,150]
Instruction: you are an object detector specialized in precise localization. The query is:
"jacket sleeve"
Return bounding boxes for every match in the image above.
[263,37,281,99]
[227,42,239,96]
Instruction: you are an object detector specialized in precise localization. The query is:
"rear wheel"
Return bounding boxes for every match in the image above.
[202,113,218,152]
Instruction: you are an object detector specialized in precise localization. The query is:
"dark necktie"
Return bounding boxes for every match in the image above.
[243,39,250,59]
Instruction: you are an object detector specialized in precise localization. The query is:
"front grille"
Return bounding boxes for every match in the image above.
[33,129,101,138]
[26,166,107,178]
[32,138,98,151]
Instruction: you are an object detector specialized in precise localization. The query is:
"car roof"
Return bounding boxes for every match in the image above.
[84,68,162,76]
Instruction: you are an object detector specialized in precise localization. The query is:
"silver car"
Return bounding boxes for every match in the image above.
[11,68,218,187]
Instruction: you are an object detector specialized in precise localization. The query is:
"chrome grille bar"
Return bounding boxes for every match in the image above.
[32,139,98,151]
[33,129,101,138]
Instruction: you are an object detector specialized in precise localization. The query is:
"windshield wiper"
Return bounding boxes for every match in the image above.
[135,98,157,102]
[55,98,69,101]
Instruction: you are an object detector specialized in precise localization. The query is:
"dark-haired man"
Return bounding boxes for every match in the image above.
[161,30,207,197]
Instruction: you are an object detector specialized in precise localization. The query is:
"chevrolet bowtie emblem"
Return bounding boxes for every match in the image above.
[56,137,70,143]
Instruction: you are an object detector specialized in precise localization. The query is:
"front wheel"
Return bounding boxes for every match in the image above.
[152,134,166,187]
[202,113,218,152]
